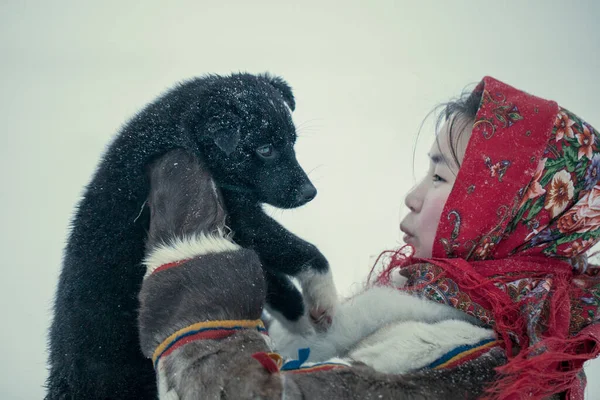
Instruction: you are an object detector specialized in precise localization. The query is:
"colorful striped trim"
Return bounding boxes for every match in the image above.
[427,339,502,370]
[152,319,267,369]
[252,348,351,375]
[282,362,349,374]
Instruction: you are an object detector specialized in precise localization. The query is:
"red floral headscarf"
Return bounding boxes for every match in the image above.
[373,77,600,400]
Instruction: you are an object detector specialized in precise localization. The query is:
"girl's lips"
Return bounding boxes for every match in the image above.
[400,224,415,241]
[399,223,413,236]
[403,234,415,245]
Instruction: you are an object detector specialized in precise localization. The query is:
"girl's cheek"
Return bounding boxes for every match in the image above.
[423,189,452,229]
[417,188,454,257]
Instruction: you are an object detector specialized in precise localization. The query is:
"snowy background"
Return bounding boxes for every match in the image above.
[1,1,599,398]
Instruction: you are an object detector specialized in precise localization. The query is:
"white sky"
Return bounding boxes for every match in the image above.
[1,1,599,398]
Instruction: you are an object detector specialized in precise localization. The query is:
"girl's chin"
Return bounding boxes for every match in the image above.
[403,235,428,257]
[412,246,432,259]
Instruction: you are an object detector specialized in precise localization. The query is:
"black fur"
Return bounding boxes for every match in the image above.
[222,196,330,320]
[47,73,329,399]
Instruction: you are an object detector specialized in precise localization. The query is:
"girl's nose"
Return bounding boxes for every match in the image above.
[405,184,422,213]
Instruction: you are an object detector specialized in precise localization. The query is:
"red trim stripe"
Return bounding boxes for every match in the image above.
[252,353,281,374]
[152,259,190,275]
[160,329,236,359]
[437,344,502,370]
[284,364,346,374]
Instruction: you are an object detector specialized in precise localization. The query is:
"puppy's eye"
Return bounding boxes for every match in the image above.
[256,144,274,159]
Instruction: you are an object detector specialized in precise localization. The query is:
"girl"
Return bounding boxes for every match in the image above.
[139,76,600,399]
[381,76,600,400]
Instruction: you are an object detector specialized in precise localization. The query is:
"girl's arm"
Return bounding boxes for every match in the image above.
[138,243,503,400]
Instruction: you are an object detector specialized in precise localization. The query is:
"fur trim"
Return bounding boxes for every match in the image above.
[144,233,240,278]
[348,319,496,374]
[270,286,480,361]
[156,358,179,400]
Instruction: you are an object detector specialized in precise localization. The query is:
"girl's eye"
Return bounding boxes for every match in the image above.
[432,174,445,183]
[256,144,274,159]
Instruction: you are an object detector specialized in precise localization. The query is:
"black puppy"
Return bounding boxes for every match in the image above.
[46,73,337,399]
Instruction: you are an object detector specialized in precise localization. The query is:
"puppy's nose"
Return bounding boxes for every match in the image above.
[298,183,317,202]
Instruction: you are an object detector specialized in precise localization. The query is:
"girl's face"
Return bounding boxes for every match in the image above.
[400,117,472,258]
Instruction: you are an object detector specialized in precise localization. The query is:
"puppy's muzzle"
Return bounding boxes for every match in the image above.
[297,182,317,204]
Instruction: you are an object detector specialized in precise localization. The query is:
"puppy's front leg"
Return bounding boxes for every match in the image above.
[293,250,337,330]
[224,196,338,332]
[264,271,313,335]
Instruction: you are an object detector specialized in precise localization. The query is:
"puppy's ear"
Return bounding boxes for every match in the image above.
[205,113,241,156]
[260,73,296,112]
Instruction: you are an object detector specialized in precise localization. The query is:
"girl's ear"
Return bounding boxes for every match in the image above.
[259,73,296,111]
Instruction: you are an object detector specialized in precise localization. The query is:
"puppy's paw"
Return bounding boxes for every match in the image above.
[265,306,315,337]
[268,317,311,358]
[297,268,338,333]
[309,306,333,332]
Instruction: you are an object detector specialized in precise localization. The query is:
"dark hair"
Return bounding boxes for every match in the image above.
[435,87,483,169]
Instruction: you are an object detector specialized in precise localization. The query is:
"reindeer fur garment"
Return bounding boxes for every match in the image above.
[269,284,498,374]
[139,234,505,400]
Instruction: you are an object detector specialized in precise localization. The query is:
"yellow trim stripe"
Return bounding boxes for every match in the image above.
[152,319,266,364]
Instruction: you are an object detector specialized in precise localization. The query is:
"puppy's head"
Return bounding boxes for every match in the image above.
[187,73,317,209]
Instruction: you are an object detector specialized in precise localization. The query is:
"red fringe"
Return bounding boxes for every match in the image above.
[368,247,599,400]
[484,334,599,400]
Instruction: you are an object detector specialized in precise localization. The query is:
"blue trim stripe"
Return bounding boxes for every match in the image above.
[425,338,497,369]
